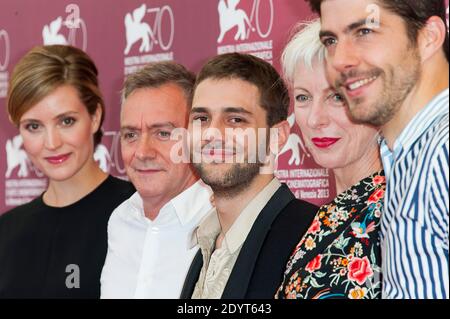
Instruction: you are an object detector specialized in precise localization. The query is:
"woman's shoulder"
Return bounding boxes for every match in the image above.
[0,197,44,227]
[101,175,135,194]
[355,170,385,190]
[90,175,135,206]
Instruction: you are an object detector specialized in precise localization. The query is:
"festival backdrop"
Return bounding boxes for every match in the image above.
[1,0,448,214]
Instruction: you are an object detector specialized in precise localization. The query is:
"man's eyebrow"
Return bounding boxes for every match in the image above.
[120,122,176,131]
[319,30,337,39]
[190,106,253,116]
[120,125,139,132]
[223,107,253,115]
[147,122,176,130]
[319,18,369,38]
[345,18,370,33]
[190,107,209,114]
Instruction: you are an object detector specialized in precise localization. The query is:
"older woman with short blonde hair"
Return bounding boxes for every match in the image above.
[275,20,385,299]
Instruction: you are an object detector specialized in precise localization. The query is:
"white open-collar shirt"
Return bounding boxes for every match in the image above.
[100,180,212,299]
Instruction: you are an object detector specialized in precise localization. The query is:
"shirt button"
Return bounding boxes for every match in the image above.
[152,226,159,233]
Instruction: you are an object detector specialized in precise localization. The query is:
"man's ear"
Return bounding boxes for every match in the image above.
[417,16,447,63]
[269,119,290,156]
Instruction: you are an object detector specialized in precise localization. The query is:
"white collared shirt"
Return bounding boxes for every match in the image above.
[100,181,212,299]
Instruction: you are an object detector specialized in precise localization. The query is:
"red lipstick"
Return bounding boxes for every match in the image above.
[45,153,71,164]
[311,138,341,149]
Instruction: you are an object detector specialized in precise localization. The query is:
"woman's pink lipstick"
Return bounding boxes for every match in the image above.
[311,137,341,149]
[45,153,71,164]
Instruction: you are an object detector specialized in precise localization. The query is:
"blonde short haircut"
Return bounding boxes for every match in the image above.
[281,19,325,87]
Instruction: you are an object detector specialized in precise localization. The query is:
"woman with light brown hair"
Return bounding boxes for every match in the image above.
[0,45,134,298]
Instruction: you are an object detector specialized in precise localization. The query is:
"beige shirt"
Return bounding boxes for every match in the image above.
[191,178,281,299]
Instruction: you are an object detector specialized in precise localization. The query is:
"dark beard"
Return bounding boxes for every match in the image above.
[193,161,263,198]
[336,47,422,127]
[352,65,420,126]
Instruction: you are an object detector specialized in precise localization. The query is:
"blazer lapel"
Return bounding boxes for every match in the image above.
[221,184,294,299]
[179,250,203,299]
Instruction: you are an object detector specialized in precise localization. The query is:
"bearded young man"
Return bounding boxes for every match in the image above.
[180,53,318,299]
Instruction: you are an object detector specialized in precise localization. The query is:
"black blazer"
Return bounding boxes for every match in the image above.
[180,184,318,299]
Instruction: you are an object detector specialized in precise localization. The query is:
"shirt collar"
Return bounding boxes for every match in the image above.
[170,180,213,226]
[189,208,221,251]
[393,88,449,154]
[379,139,394,182]
[128,180,213,227]
[128,191,145,218]
[191,178,282,254]
[380,88,449,178]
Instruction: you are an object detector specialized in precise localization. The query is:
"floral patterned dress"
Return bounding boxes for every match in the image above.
[275,171,385,299]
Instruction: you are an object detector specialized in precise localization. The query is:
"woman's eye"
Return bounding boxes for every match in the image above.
[61,117,76,126]
[295,94,308,102]
[295,94,310,103]
[25,123,41,132]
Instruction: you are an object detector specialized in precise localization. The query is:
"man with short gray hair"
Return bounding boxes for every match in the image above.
[100,62,212,298]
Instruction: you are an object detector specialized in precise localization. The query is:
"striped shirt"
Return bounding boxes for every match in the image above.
[380,89,449,299]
